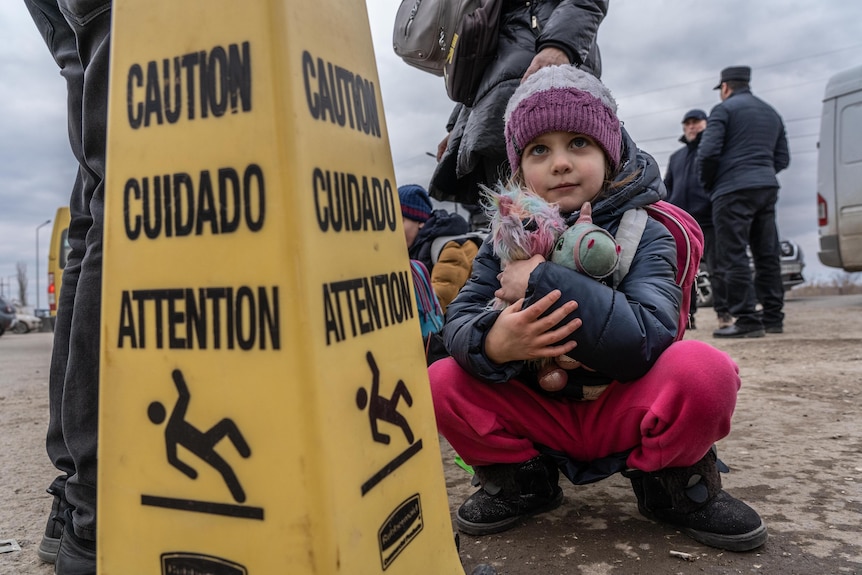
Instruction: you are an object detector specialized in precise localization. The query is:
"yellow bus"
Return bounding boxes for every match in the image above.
[47,206,71,317]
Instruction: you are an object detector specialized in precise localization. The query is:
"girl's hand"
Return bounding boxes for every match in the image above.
[485,290,581,365]
[495,253,545,304]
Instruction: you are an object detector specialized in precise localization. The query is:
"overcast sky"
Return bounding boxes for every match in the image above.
[1,1,860,309]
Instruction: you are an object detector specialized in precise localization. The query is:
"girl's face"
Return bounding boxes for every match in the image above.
[520,131,607,214]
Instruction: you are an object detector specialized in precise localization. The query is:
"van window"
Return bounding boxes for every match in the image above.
[840,102,862,164]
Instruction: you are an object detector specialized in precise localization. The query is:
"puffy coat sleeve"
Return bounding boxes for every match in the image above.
[774,124,790,173]
[697,105,727,191]
[536,0,608,68]
[442,241,527,383]
[523,219,680,382]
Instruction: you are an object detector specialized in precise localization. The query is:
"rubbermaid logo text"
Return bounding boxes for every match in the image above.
[378,493,423,570]
[161,552,248,575]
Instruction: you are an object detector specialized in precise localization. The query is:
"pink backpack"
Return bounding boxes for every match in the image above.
[613,200,704,340]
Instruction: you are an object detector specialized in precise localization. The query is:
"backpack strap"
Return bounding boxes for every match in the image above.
[612,208,649,287]
[644,202,698,287]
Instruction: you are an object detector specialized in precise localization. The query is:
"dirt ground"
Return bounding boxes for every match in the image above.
[1,294,860,574]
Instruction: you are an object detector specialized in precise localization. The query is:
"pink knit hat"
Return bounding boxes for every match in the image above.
[504,65,621,173]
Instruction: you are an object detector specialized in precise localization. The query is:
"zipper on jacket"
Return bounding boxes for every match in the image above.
[528,2,540,32]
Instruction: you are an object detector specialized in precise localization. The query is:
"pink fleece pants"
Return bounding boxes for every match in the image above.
[430,340,740,471]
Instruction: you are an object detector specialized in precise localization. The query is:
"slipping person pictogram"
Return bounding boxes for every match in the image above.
[148,369,252,503]
[356,351,414,445]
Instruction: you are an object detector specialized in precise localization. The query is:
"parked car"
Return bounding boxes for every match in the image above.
[12,311,42,334]
[0,297,15,337]
[696,238,805,308]
[779,239,805,290]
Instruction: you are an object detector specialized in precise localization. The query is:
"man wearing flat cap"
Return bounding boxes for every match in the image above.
[698,66,790,339]
[713,65,751,89]
[664,108,728,330]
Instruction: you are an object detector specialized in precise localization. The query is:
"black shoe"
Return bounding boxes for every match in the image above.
[687,316,697,330]
[764,324,783,334]
[54,509,96,575]
[456,455,563,535]
[624,448,767,552]
[713,324,765,338]
[38,489,68,564]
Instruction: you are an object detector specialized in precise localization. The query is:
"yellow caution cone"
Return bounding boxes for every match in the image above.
[98,1,465,573]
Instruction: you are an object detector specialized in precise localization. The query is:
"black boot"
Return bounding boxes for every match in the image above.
[623,448,767,551]
[38,487,68,563]
[456,455,563,536]
[54,508,96,575]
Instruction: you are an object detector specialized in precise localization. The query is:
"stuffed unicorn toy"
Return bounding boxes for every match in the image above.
[483,183,621,392]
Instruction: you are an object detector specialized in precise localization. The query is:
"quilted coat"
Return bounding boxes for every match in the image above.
[441,129,682,399]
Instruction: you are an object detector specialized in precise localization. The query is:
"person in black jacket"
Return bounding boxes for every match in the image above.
[24,0,110,571]
[664,109,730,329]
[430,65,767,552]
[698,66,790,338]
[429,0,608,207]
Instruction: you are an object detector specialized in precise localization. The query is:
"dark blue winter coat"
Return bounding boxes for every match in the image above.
[442,130,681,399]
[664,131,711,226]
[408,209,470,272]
[697,88,790,199]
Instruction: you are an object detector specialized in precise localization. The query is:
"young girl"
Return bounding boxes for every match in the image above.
[428,65,767,552]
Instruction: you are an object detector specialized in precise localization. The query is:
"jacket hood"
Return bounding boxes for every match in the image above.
[413,209,470,246]
[409,209,471,263]
[570,127,665,227]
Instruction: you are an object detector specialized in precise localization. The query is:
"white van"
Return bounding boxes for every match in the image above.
[817,64,862,272]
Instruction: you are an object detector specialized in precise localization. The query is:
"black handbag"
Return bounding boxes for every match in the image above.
[443,0,502,106]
